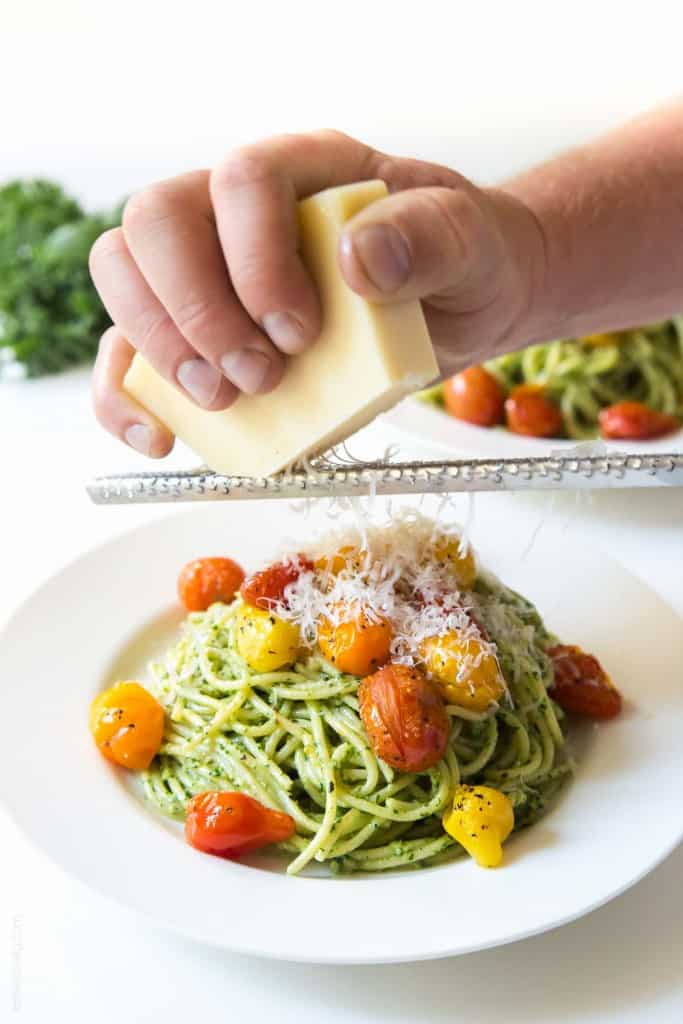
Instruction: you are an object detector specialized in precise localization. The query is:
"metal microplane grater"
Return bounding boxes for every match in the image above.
[87,451,683,505]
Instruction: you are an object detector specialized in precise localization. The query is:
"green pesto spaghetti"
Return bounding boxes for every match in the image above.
[422,318,683,440]
[140,515,574,876]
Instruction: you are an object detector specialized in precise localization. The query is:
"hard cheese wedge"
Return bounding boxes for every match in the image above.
[124,179,438,476]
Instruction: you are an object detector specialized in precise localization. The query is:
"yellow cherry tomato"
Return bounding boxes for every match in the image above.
[432,536,477,589]
[420,630,505,711]
[235,604,301,672]
[89,681,164,770]
[443,784,514,868]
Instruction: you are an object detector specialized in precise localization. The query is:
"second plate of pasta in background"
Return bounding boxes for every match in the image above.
[386,320,683,457]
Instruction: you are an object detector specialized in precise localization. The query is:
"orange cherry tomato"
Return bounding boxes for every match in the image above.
[505,384,563,437]
[444,366,505,427]
[598,401,680,440]
[89,681,164,770]
[185,791,295,858]
[359,664,450,772]
[317,606,393,676]
[240,555,314,611]
[547,644,622,720]
[178,557,245,612]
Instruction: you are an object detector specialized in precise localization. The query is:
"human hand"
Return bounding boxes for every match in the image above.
[90,130,545,456]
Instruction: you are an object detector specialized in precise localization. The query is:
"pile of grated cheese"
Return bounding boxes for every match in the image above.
[275,509,494,677]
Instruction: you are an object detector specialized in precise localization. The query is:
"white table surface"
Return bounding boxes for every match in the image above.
[0,368,681,1022]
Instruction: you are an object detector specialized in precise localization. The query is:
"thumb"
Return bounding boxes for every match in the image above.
[338,184,524,311]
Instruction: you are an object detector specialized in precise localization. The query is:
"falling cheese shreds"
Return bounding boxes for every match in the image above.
[275,509,495,673]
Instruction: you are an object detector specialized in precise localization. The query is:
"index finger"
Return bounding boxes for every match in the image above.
[209,131,382,353]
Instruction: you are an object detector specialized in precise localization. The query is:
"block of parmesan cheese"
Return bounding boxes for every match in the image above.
[124,180,438,476]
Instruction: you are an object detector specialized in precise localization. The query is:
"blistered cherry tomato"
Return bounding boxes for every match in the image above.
[505,384,563,437]
[178,557,245,612]
[89,681,164,770]
[185,791,295,858]
[444,366,505,427]
[318,606,393,676]
[598,402,680,440]
[548,644,622,720]
[359,664,450,772]
[240,556,314,611]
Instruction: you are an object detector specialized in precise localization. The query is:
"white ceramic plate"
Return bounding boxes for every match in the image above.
[384,397,683,459]
[1,499,682,964]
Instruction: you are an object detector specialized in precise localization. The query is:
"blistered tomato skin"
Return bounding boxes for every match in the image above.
[598,401,680,440]
[317,607,393,676]
[443,366,505,427]
[548,644,622,719]
[359,664,450,772]
[89,681,164,770]
[185,791,295,858]
[505,384,563,438]
[178,557,245,612]
[240,556,314,611]
[235,604,301,672]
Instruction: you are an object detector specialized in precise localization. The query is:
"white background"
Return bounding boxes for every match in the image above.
[2,1,683,1020]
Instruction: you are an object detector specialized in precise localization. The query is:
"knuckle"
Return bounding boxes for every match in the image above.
[89,227,125,273]
[90,371,113,422]
[211,146,278,192]
[423,188,482,259]
[96,324,119,354]
[234,252,286,297]
[134,309,177,358]
[311,127,353,147]
[92,389,109,424]
[172,297,222,341]
[122,185,175,237]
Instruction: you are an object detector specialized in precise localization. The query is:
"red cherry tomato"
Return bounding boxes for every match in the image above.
[240,555,314,611]
[547,644,622,720]
[505,384,563,437]
[178,558,245,612]
[444,366,505,427]
[359,664,450,772]
[598,401,680,440]
[185,791,295,858]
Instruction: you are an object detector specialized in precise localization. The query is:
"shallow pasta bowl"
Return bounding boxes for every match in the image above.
[0,499,682,963]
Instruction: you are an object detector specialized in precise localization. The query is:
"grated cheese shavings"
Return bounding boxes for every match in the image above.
[276,510,494,674]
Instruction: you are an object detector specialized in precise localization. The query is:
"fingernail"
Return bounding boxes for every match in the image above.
[125,423,152,455]
[346,224,412,292]
[261,312,306,353]
[177,358,222,407]
[220,349,271,394]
